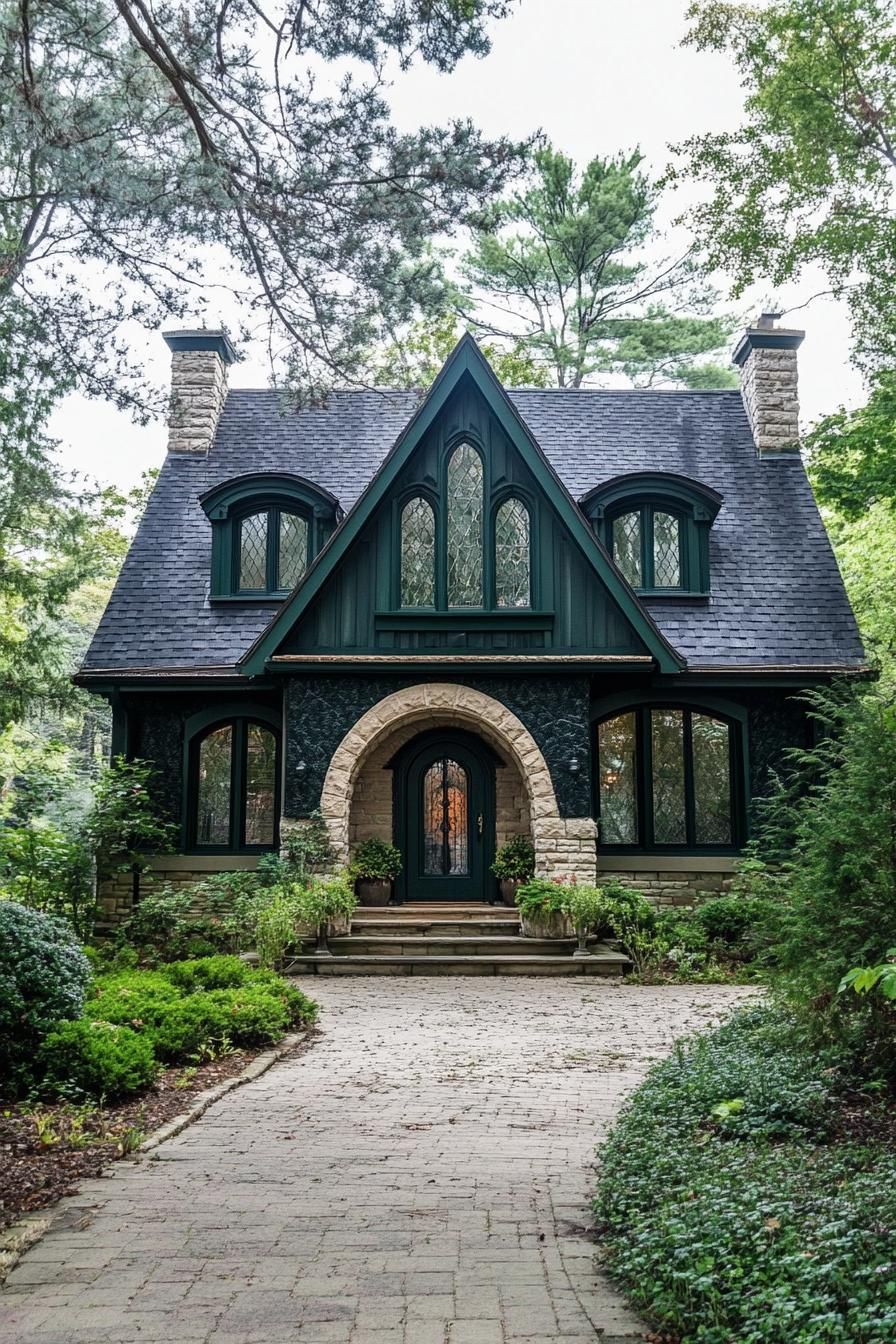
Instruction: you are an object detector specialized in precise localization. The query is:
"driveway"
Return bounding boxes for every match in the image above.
[2,979,752,1343]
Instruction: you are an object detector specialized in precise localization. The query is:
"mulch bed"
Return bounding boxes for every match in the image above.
[0,1044,298,1235]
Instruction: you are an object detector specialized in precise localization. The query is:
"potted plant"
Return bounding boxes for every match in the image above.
[491,836,536,906]
[351,838,402,906]
[515,878,574,939]
[297,873,358,953]
[565,884,609,957]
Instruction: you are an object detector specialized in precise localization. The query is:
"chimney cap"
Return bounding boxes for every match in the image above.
[163,327,239,365]
[732,312,804,367]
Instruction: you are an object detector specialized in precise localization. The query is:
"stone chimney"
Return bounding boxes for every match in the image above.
[162,328,238,454]
[732,312,805,456]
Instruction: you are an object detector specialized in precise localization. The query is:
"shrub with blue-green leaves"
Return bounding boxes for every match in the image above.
[0,902,92,1074]
[39,1019,159,1101]
[595,1005,896,1342]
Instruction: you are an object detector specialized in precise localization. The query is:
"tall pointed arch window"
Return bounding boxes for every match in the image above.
[446,442,484,607]
[400,496,436,607]
[495,497,531,607]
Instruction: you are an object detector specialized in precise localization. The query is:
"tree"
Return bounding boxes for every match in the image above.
[823,501,896,677]
[806,373,896,515]
[372,312,550,388]
[1,0,525,407]
[675,0,896,368]
[456,147,736,389]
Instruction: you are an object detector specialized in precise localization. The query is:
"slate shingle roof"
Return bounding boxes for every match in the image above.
[81,386,865,673]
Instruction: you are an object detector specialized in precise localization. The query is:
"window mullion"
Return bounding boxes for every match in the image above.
[643,507,653,589]
[640,707,653,847]
[233,720,247,850]
[683,710,696,847]
[267,509,278,591]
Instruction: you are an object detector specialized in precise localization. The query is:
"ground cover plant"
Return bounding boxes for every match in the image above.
[595,1005,896,1343]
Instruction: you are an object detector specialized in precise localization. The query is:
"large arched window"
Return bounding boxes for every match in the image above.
[400,496,436,607]
[495,497,531,608]
[596,706,740,850]
[446,442,484,607]
[190,717,279,851]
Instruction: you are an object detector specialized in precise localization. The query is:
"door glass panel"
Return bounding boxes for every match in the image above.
[612,511,642,586]
[651,709,686,844]
[196,726,232,846]
[277,512,308,590]
[495,497,531,608]
[421,758,469,876]
[598,713,638,844]
[400,496,436,607]
[653,512,681,587]
[447,443,484,607]
[239,512,268,590]
[693,714,732,844]
[244,724,277,846]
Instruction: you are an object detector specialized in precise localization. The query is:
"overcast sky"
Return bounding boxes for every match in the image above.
[50,0,864,492]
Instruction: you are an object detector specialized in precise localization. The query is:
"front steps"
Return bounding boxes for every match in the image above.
[287,903,629,977]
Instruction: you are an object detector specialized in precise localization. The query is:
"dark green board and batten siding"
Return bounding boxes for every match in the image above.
[278,385,650,658]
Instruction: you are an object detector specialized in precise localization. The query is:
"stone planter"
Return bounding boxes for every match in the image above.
[499,878,523,907]
[356,878,392,906]
[520,909,574,939]
[327,912,352,937]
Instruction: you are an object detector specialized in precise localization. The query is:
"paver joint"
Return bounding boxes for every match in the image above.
[1,979,752,1342]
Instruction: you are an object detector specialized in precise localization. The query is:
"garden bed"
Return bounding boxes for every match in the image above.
[0,1031,317,1236]
[594,1005,896,1344]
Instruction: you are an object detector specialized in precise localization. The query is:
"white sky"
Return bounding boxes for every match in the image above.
[50,0,865,492]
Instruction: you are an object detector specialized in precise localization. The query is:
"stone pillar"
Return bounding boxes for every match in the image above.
[162,328,238,455]
[732,312,804,456]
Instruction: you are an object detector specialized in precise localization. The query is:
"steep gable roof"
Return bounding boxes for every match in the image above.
[240,336,682,675]
[80,350,866,677]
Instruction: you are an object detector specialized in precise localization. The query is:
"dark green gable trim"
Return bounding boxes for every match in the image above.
[239,337,684,676]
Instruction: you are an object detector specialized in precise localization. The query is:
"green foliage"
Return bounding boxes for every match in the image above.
[162,956,252,994]
[253,891,307,971]
[39,1019,158,1102]
[564,885,609,937]
[351,838,403,881]
[460,145,735,389]
[279,811,334,883]
[0,820,95,939]
[84,970,181,1030]
[595,1006,896,1342]
[148,985,297,1061]
[514,877,571,918]
[373,311,549,388]
[677,0,896,368]
[84,757,176,884]
[839,949,896,1000]
[0,902,92,1070]
[490,836,536,881]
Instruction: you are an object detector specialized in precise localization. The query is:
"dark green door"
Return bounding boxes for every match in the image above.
[394,732,495,902]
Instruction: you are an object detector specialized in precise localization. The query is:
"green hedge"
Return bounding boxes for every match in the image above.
[595,1006,896,1343]
[40,1020,159,1101]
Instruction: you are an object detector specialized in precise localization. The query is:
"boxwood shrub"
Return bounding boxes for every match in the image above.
[594,1005,896,1342]
[85,970,182,1030]
[0,902,92,1072]
[39,1019,159,1101]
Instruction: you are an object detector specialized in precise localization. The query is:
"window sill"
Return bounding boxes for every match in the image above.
[209,593,289,605]
[636,590,710,601]
[376,609,554,631]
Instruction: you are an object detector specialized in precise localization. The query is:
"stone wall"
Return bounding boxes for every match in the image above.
[598,867,734,908]
[734,318,804,456]
[167,349,229,454]
[97,859,260,928]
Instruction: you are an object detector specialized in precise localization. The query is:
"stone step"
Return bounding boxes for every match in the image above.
[351,918,521,937]
[287,948,628,977]
[330,934,595,957]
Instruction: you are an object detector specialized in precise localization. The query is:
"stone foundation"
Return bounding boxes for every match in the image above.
[97,857,260,927]
[597,865,734,908]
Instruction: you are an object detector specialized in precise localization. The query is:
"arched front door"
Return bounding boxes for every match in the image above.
[393,732,496,902]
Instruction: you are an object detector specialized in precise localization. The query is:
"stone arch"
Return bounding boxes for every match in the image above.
[318,683,596,881]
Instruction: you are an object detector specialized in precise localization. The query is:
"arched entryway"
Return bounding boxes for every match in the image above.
[391,729,500,902]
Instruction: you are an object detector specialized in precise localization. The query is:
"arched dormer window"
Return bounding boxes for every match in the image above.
[396,442,534,612]
[186,708,280,852]
[201,473,340,601]
[581,473,722,596]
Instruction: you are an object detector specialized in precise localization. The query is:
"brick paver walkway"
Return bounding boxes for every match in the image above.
[2,979,752,1343]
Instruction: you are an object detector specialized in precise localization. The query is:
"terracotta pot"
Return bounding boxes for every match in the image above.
[499,878,523,907]
[357,878,392,906]
[520,909,573,939]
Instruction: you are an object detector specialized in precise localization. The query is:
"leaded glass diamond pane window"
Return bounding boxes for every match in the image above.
[447,443,483,607]
[693,714,732,845]
[400,497,435,607]
[239,513,268,590]
[495,498,531,608]
[612,512,642,586]
[651,709,686,844]
[196,726,232,846]
[653,512,681,588]
[598,713,638,844]
[244,724,277,846]
[278,512,309,590]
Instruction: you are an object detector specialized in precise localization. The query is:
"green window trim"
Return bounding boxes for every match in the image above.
[582,472,722,596]
[394,445,537,614]
[594,701,746,855]
[200,473,340,601]
[183,708,281,854]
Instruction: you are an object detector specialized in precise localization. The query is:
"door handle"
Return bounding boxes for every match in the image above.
[477,814,483,837]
